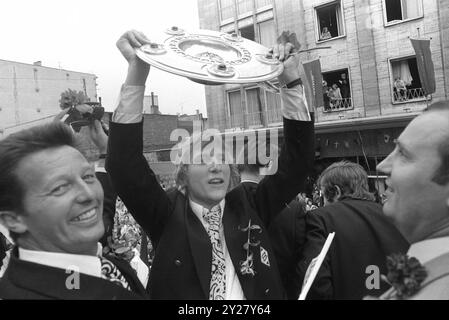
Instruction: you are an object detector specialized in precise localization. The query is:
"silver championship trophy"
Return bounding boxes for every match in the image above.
[135,27,330,92]
[135,27,285,87]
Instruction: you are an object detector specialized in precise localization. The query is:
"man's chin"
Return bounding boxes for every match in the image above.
[382,201,395,219]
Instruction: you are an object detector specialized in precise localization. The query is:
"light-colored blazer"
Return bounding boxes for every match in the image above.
[381,252,449,300]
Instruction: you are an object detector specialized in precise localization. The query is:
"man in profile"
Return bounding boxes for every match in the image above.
[377,101,449,299]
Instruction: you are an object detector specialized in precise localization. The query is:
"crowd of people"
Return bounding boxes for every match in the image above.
[0,30,448,300]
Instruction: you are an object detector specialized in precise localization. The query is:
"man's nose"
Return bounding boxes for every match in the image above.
[76,180,96,203]
[209,162,221,172]
[208,158,224,171]
[376,154,391,174]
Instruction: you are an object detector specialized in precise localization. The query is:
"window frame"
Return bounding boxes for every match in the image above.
[226,84,283,129]
[256,18,276,47]
[382,0,424,27]
[226,88,244,129]
[321,66,354,113]
[313,0,347,44]
[244,86,265,129]
[219,0,236,25]
[388,54,429,105]
[255,0,272,12]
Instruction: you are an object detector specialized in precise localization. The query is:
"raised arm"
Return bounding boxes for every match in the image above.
[255,37,315,226]
[106,30,171,245]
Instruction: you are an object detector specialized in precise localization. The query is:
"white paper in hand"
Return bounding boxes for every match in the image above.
[298,232,335,300]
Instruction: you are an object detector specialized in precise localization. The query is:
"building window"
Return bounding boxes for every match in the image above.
[384,0,423,25]
[258,19,276,47]
[322,68,353,112]
[390,56,426,103]
[235,19,275,46]
[315,1,345,42]
[245,87,264,127]
[237,0,253,16]
[228,90,244,128]
[220,0,235,21]
[239,24,255,41]
[256,0,271,9]
[265,90,282,124]
[227,86,283,129]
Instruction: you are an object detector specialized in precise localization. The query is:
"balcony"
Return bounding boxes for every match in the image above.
[323,98,354,112]
[393,87,428,103]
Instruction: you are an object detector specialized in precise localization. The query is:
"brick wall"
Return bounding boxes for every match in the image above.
[142,114,178,152]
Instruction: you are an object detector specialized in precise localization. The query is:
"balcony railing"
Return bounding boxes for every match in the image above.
[265,108,282,124]
[323,98,353,112]
[229,113,245,129]
[393,87,427,103]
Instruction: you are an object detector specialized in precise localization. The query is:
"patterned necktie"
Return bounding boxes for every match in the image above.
[203,205,226,300]
[99,256,131,291]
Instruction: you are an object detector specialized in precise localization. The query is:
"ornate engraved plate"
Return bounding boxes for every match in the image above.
[135,28,283,85]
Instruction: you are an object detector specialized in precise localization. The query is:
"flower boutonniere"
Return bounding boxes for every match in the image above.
[382,253,428,299]
[238,219,262,277]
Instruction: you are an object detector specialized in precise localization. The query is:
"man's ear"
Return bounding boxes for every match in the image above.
[333,185,342,202]
[0,211,28,235]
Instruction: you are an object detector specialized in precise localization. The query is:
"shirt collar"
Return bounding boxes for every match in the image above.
[0,224,13,244]
[189,198,225,228]
[240,179,260,184]
[18,243,103,279]
[407,236,449,265]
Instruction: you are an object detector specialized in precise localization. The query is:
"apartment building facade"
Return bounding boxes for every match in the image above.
[0,59,97,137]
[197,0,449,189]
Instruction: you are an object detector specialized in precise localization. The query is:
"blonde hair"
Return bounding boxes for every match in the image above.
[172,133,240,192]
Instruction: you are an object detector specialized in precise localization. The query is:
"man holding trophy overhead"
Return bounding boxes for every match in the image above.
[105,29,315,300]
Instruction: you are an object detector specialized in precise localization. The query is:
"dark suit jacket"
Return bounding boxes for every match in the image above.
[242,181,307,299]
[96,172,117,248]
[268,199,307,299]
[0,248,149,299]
[106,117,314,300]
[299,198,409,300]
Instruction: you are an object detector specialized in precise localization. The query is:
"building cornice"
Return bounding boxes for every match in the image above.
[220,112,421,136]
[0,59,96,77]
[314,112,421,134]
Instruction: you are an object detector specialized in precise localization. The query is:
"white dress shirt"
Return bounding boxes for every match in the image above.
[18,243,148,287]
[407,236,449,265]
[19,244,104,279]
[189,199,246,300]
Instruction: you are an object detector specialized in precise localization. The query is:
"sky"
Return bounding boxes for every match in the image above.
[0,0,206,115]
